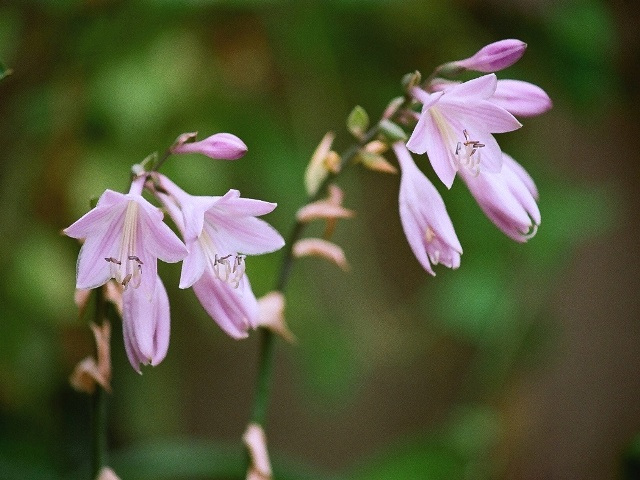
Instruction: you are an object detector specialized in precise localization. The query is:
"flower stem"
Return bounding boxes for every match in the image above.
[91,288,108,478]
[246,116,396,438]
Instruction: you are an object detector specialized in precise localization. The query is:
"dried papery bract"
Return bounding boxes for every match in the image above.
[70,321,112,394]
[293,238,350,271]
[305,132,337,196]
[243,423,273,480]
[257,291,295,343]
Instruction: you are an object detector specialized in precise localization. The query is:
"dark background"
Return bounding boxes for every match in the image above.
[1,0,639,478]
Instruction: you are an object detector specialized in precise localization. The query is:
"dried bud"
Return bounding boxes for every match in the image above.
[293,238,350,271]
[257,291,295,343]
[243,423,272,480]
[69,321,112,394]
[305,132,335,196]
[356,151,398,174]
[171,132,248,160]
[452,39,527,73]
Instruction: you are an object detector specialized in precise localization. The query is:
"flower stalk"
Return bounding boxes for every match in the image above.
[91,288,109,479]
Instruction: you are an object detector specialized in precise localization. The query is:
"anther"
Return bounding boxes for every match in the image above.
[128,255,143,264]
[105,257,122,265]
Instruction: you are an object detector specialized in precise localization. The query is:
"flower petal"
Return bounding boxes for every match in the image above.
[492,80,552,117]
[192,273,256,339]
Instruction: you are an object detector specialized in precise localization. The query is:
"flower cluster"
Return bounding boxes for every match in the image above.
[395,39,550,274]
[65,133,284,372]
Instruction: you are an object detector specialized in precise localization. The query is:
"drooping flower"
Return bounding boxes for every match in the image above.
[153,174,285,339]
[451,39,527,73]
[394,142,462,275]
[460,152,540,242]
[406,74,522,189]
[170,132,248,160]
[122,274,172,372]
[64,176,188,371]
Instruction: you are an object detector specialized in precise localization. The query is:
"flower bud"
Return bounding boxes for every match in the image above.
[453,39,527,73]
[171,132,248,160]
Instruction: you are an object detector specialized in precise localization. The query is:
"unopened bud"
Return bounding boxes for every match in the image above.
[452,39,527,73]
[347,105,369,140]
[171,132,248,160]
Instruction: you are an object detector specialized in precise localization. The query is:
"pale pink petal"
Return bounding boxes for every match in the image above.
[150,277,171,366]
[76,234,119,289]
[492,80,552,117]
[135,199,188,263]
[204,215,285,256]
[447,74,497,99]
[444,99,522,133]
[179,238,207,289]
[214,190,278,217]
[192,273,255,339]
[410,88,443,109]
[419,113,458,189]
[97,467,121,480]
[503,152,538,199]
[122,276,170,370]
[292,238,349,271]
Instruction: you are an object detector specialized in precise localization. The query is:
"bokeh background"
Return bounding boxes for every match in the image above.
[1,0,639,479]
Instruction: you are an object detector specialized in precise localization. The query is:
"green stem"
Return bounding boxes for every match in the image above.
[246,117,392,432]
[91,289,108,478]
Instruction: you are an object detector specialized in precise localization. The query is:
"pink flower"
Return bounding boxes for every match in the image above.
[407,74,522,189]
[491,79,552,118]
[452,39,527,73]
[394,142,462,275]
[64,177,188,371]
[460,153,540,242]
[154,174,285,339]
[170,132,248,160]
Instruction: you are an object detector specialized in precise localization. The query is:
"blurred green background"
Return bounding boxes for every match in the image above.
[1,0,639,479]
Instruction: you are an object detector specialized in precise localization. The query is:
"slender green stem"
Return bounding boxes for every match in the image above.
[246,118,393,434]
[91,288,108,478]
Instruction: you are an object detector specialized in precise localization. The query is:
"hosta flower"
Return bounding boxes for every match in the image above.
[460,153,540,242]
[407,74,522,189]
[64,177,187,371]
[154,174,285,339]
[394,142,462,275]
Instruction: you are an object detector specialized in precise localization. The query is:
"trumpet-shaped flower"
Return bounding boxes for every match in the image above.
[64,177,188,371]
[460,153,540,242]
[407,74,522,189]
[154,174,285,339]
[394,142,462,275]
